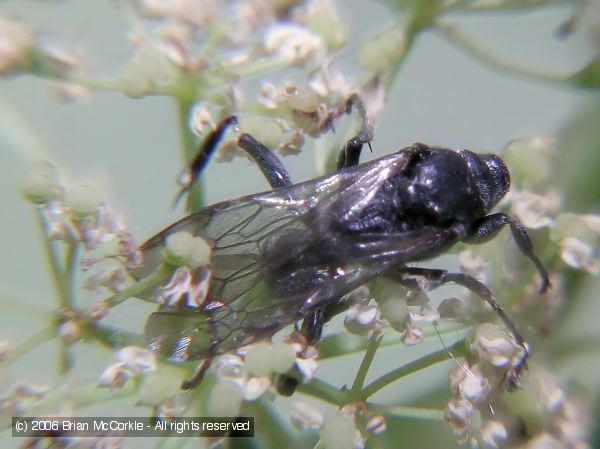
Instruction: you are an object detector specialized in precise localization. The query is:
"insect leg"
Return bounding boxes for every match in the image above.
[237,133,292,188]
[176,116,292,207]
[336,95,374,169]
[275,308,325,396]
[180,314,220,390]
[394,266,527,390]
[466,213,550,293]
[180,358,213,391]
[300,308,325,343]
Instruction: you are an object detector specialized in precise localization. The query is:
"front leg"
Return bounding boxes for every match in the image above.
[335,94,374,170]
[391,266,528,390]
[466,213,550,293]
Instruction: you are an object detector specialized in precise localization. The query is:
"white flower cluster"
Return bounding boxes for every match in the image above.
[21,161,142,310]
[504,138,600,277]
[0,15,91,101]
[526,369,592,449]
[345,282,464,348]
[98,346,157,391]
[445,323,525,448]
[127,0,381,165]
[205,339,316,416]
[291,402,387,449]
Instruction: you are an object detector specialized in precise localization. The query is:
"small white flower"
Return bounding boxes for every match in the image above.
[366,415,386,434]
[95,436,124,449]
[155,396,186,420]
[409,304,440,324]
[160,267,192,306]
[117,346,157,375]
[525,433,562,449]
[535,370,566,413]
[0,16,35,74]
[89,300,110,320]
[560,237,599,274]
[21,161,63,205]
[457,365,491,403]
[512,190,561,229]
[214,352,271,401]
[214,354,247,381]
[401,324,423,346]
[459,249,486,281]
[438,297,465,321]
[309,64,352,98]
[290,401,324,430]
[344,303,378,336]
[286,85,320,113]
[242,376,271,401]
[472,323,518,368]
[581,214,600,233]
[53,81,90,103]
[39,40,88,78]
[406,289,430,306]
[480,419,508,449]
[157,23,193,68]
[277,131,305,156]
[171,0,218,28]
[295,346,319,382]
[12,383,50,400]
[57,319,82,345]
[446,398,477,437]
[84,265,128,294]
[134,0,174,18]
[164,231,212,269]
[189,102,216,137]
[258,82,282,109]
[0,341,11,361]
[98,362,132,390]
[118,231,142,268]
[264,24,326,66]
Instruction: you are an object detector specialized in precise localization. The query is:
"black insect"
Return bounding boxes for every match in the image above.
[136,99,549,391]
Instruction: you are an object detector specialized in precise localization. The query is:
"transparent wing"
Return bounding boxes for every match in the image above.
[140,149,457,361]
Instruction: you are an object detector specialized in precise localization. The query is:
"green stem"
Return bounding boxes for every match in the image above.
[236,56,289,79]
[348,335,382,400]
[449,0,564,13]
[59,344,72,375]
[0,295,51,320]
[368,404,444,421]
[435,21,567,85]
[82,320,145,349]
[105,264,173,308]
[359,338,469,400]
[35,208,68,307]
[296,377,346,406]
[64,242,81,308]
[382,2,438,90]
[19,381,137,415]
[319,323,467,360]
[6,326,56,365]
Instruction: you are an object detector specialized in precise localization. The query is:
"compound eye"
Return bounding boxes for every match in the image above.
[481,154,510,208]
[458,149,511,210]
